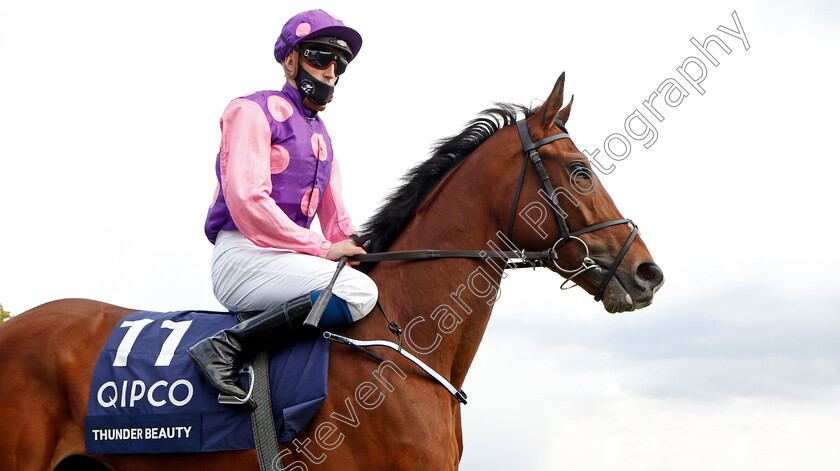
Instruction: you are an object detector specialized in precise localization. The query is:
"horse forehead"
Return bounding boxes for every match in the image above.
[540,137,581,162]
[491,122,581,169]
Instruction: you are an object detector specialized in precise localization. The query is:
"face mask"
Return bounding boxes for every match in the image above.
[295,63,335,112]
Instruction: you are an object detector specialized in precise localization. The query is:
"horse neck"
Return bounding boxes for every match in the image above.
[366,145,513,388]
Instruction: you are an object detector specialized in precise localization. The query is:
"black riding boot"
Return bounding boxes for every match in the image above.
[188,294,313,398]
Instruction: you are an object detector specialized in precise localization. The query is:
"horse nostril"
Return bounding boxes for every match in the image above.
[635,262,663,289]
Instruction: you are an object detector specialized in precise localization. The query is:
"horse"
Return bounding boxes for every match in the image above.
[0,73,663,470]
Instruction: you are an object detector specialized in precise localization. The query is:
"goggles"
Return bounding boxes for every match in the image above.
[297,46,350,75]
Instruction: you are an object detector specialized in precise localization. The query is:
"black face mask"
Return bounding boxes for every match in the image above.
[295,64,335,112]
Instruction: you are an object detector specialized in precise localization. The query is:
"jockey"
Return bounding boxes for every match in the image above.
[190,9,378,399]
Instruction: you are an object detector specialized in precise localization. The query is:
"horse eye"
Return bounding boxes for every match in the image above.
[568,162,591,180]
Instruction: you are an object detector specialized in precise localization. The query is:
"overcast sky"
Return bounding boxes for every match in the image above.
[1,0,838,469]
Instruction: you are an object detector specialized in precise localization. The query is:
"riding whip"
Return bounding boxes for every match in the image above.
[303,256,349,327]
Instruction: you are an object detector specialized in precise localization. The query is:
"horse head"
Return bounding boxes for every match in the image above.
[507,73,664,313]
[358,72,662,314]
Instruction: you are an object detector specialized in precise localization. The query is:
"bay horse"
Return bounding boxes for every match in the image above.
[0,74,663,470]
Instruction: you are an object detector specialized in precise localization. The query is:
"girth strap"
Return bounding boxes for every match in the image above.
[249,351,283,471]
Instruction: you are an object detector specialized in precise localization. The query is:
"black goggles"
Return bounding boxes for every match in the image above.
[297,47,350,75]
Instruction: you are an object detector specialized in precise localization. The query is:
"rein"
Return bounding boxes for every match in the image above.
[353,248,557,269]
[353,118,639,302]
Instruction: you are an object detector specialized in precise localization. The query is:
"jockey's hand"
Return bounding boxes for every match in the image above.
[327,238,367,265]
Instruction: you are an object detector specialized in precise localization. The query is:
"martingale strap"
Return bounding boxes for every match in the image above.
[323,332,468,405]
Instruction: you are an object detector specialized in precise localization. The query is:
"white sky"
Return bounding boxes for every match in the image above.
[1,0,839,469]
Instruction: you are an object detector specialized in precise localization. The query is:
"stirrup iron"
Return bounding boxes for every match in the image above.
[217,364,255,405]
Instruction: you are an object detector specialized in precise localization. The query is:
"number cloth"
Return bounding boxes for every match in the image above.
[85,310,329,454]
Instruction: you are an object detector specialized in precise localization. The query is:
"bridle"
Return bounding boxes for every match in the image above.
[353,117,639,302]
[327,116,642,405]
[509,119,638,301]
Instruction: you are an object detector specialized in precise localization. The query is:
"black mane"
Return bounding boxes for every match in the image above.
[355,103,535,265]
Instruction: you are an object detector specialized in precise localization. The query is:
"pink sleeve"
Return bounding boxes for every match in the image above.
[318,157,357,243]
[220,98,332,257]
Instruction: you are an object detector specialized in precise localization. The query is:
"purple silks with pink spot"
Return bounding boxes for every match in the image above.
[205,83,336,245]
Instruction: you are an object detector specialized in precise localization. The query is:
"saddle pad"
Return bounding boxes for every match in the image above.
[85,309,329,454]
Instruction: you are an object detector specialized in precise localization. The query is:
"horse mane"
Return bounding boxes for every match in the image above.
[355,103,535,267]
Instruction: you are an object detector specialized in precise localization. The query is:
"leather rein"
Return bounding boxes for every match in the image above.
[353,118,639,303]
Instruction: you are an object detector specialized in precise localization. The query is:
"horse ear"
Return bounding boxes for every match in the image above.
[557,94,574,125]
[540,72,565,128]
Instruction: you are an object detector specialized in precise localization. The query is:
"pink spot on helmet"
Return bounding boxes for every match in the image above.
[267,95,294,122]
[296,23,311,37]
[270,145,290,174]
[301,187,321,217]
[311,133,328,161]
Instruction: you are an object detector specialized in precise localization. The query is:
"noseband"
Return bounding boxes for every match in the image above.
[353,118,639,303]
[510,119,638,301]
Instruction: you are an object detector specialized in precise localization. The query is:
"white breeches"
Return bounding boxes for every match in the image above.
[210,230,378,321]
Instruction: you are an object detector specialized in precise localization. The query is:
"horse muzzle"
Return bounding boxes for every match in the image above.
[588,259,664,313]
